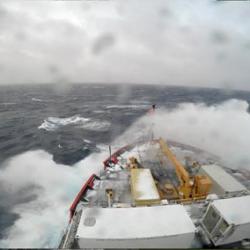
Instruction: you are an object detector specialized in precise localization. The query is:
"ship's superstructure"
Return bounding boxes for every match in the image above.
[59,138,250,249]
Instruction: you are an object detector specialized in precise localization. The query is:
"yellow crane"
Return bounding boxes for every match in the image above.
[158,138,212,200]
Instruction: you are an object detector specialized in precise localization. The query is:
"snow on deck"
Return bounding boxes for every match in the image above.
[130,168,160,203]
[212,195,250,225]
[76,205,196,240]
[137,169,159,200]
[200,164,247,194]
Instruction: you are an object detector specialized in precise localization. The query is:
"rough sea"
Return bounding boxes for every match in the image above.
[1,83,250,247]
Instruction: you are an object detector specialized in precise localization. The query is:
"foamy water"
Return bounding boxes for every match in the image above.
[0,149,107,248]
[38,115,90,131]
[38,115,111,132]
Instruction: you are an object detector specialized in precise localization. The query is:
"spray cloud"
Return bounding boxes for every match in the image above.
[117,99,250,169]
[0,150,106,248]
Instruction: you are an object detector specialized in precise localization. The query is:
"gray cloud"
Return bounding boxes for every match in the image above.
[211,30,229,45]
[0,0,249,90]
[244,41,250,50]
[0,4,7,19]
[92,33,116,55]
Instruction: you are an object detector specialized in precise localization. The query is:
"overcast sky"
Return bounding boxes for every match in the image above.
[0,0,249,90]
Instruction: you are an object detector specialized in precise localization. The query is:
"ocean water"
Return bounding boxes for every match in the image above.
[1,83,250,247]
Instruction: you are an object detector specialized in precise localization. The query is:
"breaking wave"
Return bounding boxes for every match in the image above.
[38,115,90,131]
[81,120,111,131]
[106,104,148,109]
[83,139,92,144]
[31,98,44,102]
[38,115,110,132]
[129,100,151,105]
[93,110,110,114]
[0,102,16,106]
[0,150,107,248]
[117,99,250,169]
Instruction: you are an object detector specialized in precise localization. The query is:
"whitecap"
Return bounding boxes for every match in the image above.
[93,110,109,114]
[38,120,58,131]
[106,104,148,109]
[80,120,111,132]
[38,115,90,131]
[96,144,109,152]
[83,139,92,144]
[0,149,106,248]
[32,98,44,102]
[130,100,151,105]
[0,102,16,106]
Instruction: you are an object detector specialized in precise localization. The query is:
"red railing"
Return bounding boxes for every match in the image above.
[103,139,159,169]
[103,144,132,169]
[69,174,97,220]
[69,139,159,220]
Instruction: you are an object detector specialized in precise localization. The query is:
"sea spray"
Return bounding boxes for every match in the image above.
[0,150,107,248]
[116,99,250,169]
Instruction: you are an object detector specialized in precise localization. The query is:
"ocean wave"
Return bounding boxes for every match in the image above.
[0,102,16,106]
[106,104,149,109]
[32,97,53,103]
[32,98,44,102]
[80,120,110,132]
[93,110,109,114]
[0,149,106,248]
[130,100,150,105]
[38,115,90,131]
[83,139,92,144]
[38,115,110,132]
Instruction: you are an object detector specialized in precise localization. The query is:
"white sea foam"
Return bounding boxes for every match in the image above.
[81,120,111,131]
[38,115,110,132]
[38,115,90,131]
[0,102,16,106]
[0,149,107,248]
[83,139,92,144]
[31,98,44,102]
[130,100,150,105]
[96,143,110,152]
[106,104,149,109]
[93,110,109,114]
[116,99,250,169]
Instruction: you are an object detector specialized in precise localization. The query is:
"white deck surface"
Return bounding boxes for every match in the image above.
[212,195,250,225]
[200,164,246,193]
[76,205,195,240]
[136,169,160,200]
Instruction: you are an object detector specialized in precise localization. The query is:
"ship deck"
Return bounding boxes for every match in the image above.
[60,139,250,249]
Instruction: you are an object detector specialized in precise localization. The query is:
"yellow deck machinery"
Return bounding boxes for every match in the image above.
[158,138,212,200]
